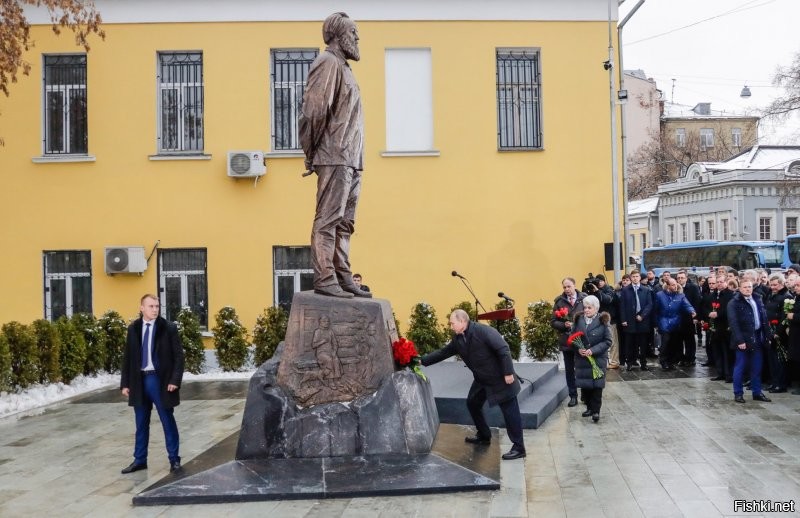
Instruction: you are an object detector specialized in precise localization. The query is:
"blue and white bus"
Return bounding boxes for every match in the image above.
[641,240,784,278]
[783,234,800,268]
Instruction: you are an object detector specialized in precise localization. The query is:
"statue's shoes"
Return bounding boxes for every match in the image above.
[314,285,355,298]
[340,283,373,298]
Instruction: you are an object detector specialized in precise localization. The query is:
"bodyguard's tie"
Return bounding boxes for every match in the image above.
[141,323,151,370]
[635,286,641,313]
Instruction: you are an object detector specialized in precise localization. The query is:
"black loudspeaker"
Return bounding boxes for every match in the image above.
[604,242,623,271]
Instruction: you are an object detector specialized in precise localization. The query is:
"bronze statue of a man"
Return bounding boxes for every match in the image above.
[299,12,370,299]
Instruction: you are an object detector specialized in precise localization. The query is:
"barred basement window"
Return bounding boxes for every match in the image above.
[158,249,208,329]
[273,246,313,311]
[43,55,87,154]
[157,52,204,152]
[496,48,542,150]
[43,250,92,320]
[271,49,318,151]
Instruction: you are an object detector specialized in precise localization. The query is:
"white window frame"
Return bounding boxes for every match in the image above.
[158,249,208,329]
[700,128,714,148]
[43,251,92,321]
[156,51,204,153]
[706,219,715,240]
[731,127,742,148]
[42,54,88,155]
[785,213,800,237]
[721,218,730,240]
[757,210,776,241]
[693,221,701,241]
[667,224,675,244]
[680,222,688,242]
[270,48,318,152]
[675,128,686,148]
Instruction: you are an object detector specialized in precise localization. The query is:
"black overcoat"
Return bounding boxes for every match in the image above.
[727,292,768,351]
[421,321,520,406]
[120,316,185,408]
[572,312,612,389]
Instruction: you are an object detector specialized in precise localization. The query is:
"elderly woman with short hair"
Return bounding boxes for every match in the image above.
[572,295,612,422]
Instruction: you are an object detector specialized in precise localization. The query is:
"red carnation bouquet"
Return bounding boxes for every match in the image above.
[709,302,721,332]
[769,319,788,362]
[554,307,569,322]
[567,331,604,379]
[392,337,427,381]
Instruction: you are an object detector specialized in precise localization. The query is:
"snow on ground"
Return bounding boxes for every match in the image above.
[0,348,560,420]
[0,350,256,420]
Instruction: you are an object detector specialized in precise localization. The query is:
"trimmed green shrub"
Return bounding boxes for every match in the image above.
[56,317,87,384]
[406,302,448,356]
[72,313,107,376]
[253,306,288,366]
[177,307,205,374]
[3,322,39,389]
[31,319,62,384]
[491,300,522,360]
[99,310,127,374]
[0,333,11,392]
[522,300,560,361]
[213,306,250,371]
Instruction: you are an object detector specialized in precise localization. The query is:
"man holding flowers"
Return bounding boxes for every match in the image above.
[421,309,526,460]
[550,277,587,407]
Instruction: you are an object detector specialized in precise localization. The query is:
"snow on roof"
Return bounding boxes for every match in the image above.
[709,145,800,171]
[628,196,659,215]
[661,101,757,120]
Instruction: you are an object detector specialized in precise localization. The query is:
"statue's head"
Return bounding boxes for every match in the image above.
[323,12,360,62]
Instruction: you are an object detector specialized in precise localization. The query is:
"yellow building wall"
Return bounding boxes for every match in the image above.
[0,19,622,334]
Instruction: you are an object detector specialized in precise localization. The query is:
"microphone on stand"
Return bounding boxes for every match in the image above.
[451,270,466,279]
[498,292,515,303]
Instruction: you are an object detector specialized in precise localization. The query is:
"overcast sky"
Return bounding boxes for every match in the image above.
[619,0,799,144]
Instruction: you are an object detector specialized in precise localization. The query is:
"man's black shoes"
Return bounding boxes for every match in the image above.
[465,435,491,445]
[170,460,182,472]
[640,365,651,372]
[502,448,526,460]
[581,409,593,417]
[734,395,745,403]
[121,462,147,474]
[592,413,600,422]
[567,396,578,407]
[710,376,725,381]
[753,394,772,402]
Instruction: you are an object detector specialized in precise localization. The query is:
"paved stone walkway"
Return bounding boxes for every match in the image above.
[1,366,799,517]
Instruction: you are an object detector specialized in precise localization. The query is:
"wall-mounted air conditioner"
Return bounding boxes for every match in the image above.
[105,247,147,274]
[227,151,266,178]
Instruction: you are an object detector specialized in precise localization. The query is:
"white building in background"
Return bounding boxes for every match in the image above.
[657,146,800,245]
[627,196,659,266]
[623,69,661,156]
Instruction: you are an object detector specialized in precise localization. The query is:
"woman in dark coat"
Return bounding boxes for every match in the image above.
[571,295,612,422]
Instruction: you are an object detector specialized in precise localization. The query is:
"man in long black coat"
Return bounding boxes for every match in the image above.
[421,309,525,460]
[120,294,185,473]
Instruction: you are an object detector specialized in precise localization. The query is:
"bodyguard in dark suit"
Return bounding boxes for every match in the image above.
[676,270,702,365]
[421,309,525,460]
[728,280,771,403]
[620,270,653,370]
[120,294,185,473]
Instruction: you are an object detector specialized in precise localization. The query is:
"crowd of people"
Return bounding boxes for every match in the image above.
[551,265,800,418]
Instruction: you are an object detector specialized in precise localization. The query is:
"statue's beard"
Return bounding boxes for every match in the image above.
[341,38,360,61]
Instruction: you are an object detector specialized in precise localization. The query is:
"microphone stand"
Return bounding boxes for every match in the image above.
[455,274,486,321]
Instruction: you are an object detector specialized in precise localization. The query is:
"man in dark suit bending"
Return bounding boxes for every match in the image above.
[421,309,525,460]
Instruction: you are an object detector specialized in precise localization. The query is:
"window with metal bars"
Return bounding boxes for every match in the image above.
[43,250,92,320]
[157,52,204,153]
[158,248,208,329]
[43,55,88,154]
[273,246,313,311]
[271,49,318,151]
[496,49,542,150]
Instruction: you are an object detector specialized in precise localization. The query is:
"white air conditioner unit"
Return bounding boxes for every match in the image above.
[227,151,266,178]
[105,247,147,274]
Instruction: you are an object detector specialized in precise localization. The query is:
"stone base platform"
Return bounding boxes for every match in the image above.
[425,361,567,429]
[133,424,499,506]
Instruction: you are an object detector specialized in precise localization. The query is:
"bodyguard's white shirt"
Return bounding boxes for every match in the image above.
[142,319,156,371]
